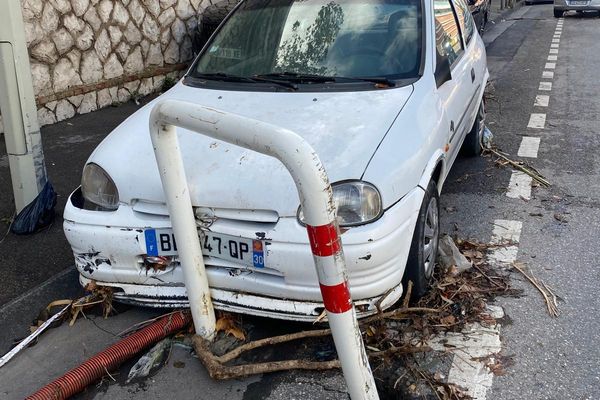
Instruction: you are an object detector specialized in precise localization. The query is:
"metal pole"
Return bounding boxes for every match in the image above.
[0,0,47,213]
[149,99,379,399]
[149,119,216,340]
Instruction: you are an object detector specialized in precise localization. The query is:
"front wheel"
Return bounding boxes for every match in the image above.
[402,180,440,299]
[462,100,486,157]
[554,9,564,17]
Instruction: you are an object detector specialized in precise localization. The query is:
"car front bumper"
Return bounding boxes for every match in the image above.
[64,186,425,321]
[555,0,600,10]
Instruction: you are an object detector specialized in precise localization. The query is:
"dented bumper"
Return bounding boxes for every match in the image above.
[64,186,425,320]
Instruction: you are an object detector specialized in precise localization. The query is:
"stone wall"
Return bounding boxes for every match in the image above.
[0,0,206,132]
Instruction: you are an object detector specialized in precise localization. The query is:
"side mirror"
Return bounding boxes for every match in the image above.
[434,55,452,88]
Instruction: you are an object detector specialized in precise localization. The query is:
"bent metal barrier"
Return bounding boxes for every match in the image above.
[149,99,379,400]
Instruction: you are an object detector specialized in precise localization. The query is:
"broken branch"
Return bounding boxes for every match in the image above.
[488,148,551,187]
[511,262,559,317]
[193,336,340,379]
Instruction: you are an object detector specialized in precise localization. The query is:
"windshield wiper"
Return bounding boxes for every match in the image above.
[256,72,396,87]
[193,72,256,83]
[255,72,337,83]
[191,72,297,90]
[342,76,396,87]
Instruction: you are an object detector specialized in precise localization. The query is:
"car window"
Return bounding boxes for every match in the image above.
[193,0,423,81]
[452,0,475,45]
[433,0,464,67]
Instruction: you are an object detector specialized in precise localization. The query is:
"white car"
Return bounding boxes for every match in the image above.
[64,0,488,321]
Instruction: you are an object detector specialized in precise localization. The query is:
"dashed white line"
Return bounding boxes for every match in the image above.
[552,38,560,43]
[488,219,523,265]
[550,48,559,54]
[539,81,552,91]
[435,325,503,400]
[535,94,550,107]
[518,136,541,158]
[550,43,560,48]
[507,171,533,200]
[545,62,556,69]
[548,55,558,61]
[542,71,554,79]
[528,113,546,129]
[432,220,522,400]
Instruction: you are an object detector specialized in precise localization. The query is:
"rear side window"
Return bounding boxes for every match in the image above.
[452,0,475,45]
[433,0,464,66]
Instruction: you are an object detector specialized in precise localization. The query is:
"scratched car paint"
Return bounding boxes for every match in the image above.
[63,0,488,321]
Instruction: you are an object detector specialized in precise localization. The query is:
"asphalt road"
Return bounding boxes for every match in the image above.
[1,4,599,399]
[443,4,600,398]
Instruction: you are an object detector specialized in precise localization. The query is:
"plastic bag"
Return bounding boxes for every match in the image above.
[11,180,57,234]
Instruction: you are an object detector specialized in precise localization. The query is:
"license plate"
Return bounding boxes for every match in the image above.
[571,1,588,5]
[144,229,265,269]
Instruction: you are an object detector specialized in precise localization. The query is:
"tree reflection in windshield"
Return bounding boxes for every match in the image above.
[192,0,422,83]
[275,2,344,75]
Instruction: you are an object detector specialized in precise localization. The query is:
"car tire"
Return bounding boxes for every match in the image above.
[461,99,486,157]
[554,9,564,17]
[402,180,440,300]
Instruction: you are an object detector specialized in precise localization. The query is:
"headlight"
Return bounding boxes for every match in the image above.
[81,163,119,211]
[297,181,382,227]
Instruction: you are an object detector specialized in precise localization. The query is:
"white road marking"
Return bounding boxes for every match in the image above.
[539,81,552,91]
[551,43,560,48]
[518,136,541,158]
[535,94,549,107]
[542,71,554,79]
[438,219,522,399]
[528,113,546,128]
[552,38,560,43]
[488,219,523,265]
[550,48,559,54]
[545,62,556,69]
[548,55,558,61]
[507,171,532,200]
[429,325,503,400]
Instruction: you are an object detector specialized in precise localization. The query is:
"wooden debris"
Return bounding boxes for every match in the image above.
[488,148,551,187]
[511,262,559,317]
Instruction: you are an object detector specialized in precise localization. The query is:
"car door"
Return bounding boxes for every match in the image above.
[452,0,483,131]
[433,0,471,166]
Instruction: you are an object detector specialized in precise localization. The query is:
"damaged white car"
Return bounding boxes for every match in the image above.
[64,0,488,321]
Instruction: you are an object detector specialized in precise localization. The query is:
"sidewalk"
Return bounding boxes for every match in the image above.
[488,0,525,23]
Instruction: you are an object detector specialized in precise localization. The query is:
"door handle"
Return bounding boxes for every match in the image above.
[471,68,476,83]
[450,120,455,132]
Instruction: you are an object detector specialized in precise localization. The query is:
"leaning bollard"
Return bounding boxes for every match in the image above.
[149,114,216,340]
[149,99,379,399]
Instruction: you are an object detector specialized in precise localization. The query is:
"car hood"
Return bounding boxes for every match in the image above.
[89,81,413,217]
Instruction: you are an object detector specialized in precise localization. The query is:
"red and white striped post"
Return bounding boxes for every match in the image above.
[149,99,379,399]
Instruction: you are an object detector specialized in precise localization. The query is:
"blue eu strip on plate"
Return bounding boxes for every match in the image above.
[145,229,158,256]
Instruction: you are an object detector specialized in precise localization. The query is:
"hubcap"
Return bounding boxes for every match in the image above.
[422,197,439,278]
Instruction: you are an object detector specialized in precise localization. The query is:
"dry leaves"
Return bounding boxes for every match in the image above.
[215,314,246,341]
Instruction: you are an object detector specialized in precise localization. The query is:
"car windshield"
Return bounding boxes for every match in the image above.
[192,0,422,82]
